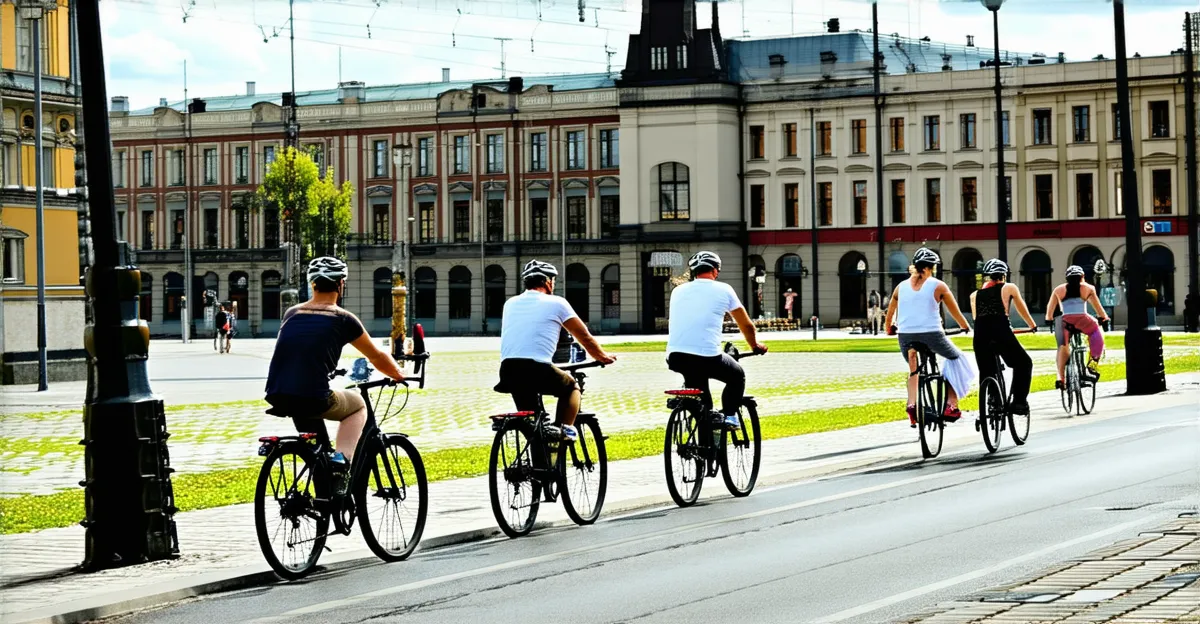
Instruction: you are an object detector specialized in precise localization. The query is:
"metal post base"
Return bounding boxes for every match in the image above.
[1124,327,1167,395]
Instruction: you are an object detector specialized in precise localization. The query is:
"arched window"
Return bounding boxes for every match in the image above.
[951,248,983,306]
[1070,245,1105,284]
[1144,245,1175,315]
[373,268,393,319]
[414,267,436,319]
[657,162,690,221]
[776,254,803,318]
[139,272,153,322]
[485,264,507,319]
[164,272,184,321]
[1020,250,1053,313]
[197,271,218,321]
[448,266,471,319]
[229,271,249,320]
[747,255,766,318]
[838,252,869,319]
[601,264,620,319]
[262,270,282,320]
[566,263,591,322]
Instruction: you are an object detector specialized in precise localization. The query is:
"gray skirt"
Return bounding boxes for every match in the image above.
[898,331,962,362]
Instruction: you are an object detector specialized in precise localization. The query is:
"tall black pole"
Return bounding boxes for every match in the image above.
[991,7,1008,263]
[1184,13,1198,303]
[809,108,820,326]
[872,1,885,295]
[77,0,178,570]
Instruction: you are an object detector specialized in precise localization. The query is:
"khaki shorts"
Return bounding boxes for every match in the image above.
[317,389,366,421]
[266,389,365,422]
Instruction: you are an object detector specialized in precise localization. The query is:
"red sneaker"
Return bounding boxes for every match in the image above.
[906,404,917,428]
[943,405,963,421]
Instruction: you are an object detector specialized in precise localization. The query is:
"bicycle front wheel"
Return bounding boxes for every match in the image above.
[488,421,541,538]
[560,417,607,526]
[978,376,1004,454]
[917,378,945,459]
[1061,366,1075,415]
[720,403,761,497]
[1076,354,1096,415]
[664,407,705,507]
[254,444,329,580]
[354,435,428,562]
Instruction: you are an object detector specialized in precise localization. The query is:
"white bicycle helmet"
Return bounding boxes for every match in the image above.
[688,251,722,272]
[307,256,348,283]
[912,247,941,266]
[982,258,1009,276]
[1065,265,1085,278]
[521,259,559,280]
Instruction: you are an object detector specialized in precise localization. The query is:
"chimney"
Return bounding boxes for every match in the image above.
[110,96,129,114]
[966,35,975,47]
[826,17,840,33]
[1057,52,1066,63]
[338,80,366,103]
[246,81,256,96]
[442,68,451,83]
[159,97,168,107]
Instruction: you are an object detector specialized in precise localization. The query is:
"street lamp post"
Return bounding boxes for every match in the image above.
[982,0,1008,264]
[391,144,413,355]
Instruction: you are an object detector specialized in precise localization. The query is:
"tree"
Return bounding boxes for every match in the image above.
[257,146,354,260]
[257,146,319,255]
[304,170,354,259]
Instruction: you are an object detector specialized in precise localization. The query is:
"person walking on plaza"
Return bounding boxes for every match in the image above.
[225,301,239,354]
[783,288,798,320]
[867,289,882,335]
[214,304,229,354]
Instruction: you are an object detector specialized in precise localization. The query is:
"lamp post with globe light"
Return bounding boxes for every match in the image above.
[982,0,1008,264]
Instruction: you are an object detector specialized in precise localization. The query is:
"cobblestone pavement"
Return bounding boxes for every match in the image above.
[900,514,1200,624]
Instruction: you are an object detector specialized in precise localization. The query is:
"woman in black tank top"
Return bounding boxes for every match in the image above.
[969,261,1039,415]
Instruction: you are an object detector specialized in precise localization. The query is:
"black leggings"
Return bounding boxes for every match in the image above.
[973,321,1033,406]
[666,352,745,416]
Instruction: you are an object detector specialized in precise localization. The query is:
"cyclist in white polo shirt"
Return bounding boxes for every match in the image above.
[667,251,767,428]
[495,260,615,442]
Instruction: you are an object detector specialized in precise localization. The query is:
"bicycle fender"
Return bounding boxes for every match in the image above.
[741,397,757,409]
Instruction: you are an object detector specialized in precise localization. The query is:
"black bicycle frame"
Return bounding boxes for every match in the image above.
[668,343,763,461]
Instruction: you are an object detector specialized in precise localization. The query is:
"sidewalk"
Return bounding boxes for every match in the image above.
[1,375,1196,624]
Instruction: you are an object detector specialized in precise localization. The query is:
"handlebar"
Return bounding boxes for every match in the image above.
[329,368,348,380]
[560,360,606,373]
[944,328,969,336]
[1012,327,1037,335]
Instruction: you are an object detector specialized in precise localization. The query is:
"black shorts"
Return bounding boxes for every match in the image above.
[495,359,577,411]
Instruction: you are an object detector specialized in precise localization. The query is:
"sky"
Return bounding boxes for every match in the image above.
[100,0,1198,110]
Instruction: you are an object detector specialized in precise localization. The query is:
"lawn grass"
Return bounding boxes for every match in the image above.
[2,352,1196,535]
[605,333,1200,354]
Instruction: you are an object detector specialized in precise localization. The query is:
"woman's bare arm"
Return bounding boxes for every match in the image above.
[1006,283,1038,329]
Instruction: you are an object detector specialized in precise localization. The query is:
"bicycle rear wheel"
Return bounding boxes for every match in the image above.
[1061,365,1075,415]
[1076,353,1096,415]
[917,378,945,459]
[354,435,428,562]
[978,377,1004,454]
[254,444,329,580]
[720,403,761,497]
[560,417,607,525]
[488,421,541,538]
[1008,399,1031,446]
[664,407,705,507]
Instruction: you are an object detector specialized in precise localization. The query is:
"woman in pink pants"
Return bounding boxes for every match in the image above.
[1045,265,1109,386]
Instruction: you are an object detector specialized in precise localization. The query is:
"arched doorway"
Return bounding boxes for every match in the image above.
[229,271,249,321]
[373,268,393,319]
[164,272,185,322]
[1071,245,1105,284]
[642,249,681,332]
[1020,250,1053,313]
[195,271,218,326]
[951,248,983,307]
[413,267,437,331]
[776,254,803,320]
[485,265,507,328]
[261,270,282,321]
[888,251,909,291]
[601,264,620,332]
[566,264,591,323]
[1144,245,1175,315]
[448,266,472,333]
[748,255,766,318]
[838,252,869,320]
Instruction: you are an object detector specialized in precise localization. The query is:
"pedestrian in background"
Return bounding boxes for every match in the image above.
[214,304,229,354]
[867,289,882,335]
[783,288,797,320]
[225,301,238,353]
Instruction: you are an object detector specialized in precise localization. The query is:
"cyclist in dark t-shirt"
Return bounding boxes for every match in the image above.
[265,257,404,460]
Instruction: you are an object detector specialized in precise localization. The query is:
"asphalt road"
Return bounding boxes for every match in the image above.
[107,404,1199,624]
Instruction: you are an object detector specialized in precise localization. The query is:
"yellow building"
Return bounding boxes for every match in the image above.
[0,0,86,384]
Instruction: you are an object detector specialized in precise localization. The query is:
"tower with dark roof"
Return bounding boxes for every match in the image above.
[620,0,725,85]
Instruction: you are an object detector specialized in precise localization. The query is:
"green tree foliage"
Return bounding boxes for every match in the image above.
[303,172,354,259]
[256,146,354,259]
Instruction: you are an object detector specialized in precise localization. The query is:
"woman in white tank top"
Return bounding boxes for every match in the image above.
[883,248,976,426]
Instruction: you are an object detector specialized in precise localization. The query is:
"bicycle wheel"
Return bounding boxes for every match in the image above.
[1008,401,1031,446]
[254,444,329,580]
[488,421,541,538]
[560,417,607,526]
[354,435,428,562]
[1061,365,1075,415]
[978,376,1004,454]
[664,407,705,507]
[720,403,761,497]
[917,377,944,459]
[1076,354,1096,415]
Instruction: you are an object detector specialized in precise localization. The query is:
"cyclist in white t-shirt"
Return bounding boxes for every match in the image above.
[666,251,767,428]
[495,260,615,442]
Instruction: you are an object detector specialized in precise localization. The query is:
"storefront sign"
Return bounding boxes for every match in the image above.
[1142,221,1172,235]
[648,251,683,268]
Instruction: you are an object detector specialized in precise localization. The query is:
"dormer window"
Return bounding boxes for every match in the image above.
[651,47,668,70]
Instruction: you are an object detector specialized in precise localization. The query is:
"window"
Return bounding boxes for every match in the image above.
[818,182,833,226]
[784,183,799,228]
[960,114,976,149]
[1152,170,1172,215]
[889,117,905,152]
[1149,101,1170,138]
[851,119,867,154]
[925,178,941,222]
[1001,111,1011,147]
[203,148,217,184]
[141,150,153,186]
[487,197,504,241]
[749,126,765,159]
[530,132,547,172]
[599,129,619,168]
[112,150,126,188]
[1072,106,1090,142]
[264,207,280,248]
[141,210,155,250]
[234,205,250,248]
[890,179,906,224]
[417,137,433,176]
[263,145,276,175]
[600,195,619,239]
[164,273,185,321]
[651,46,668,70]
[567,196,586,239]
[2,235,25,284]
[453,199,470,242]
[531,198,549,240]
[485,265,507,319]
[676,45,688,69]
[961,177,978,222]
[1032,109,1052,145]
[816,122,832,156]
[262,271,282,321]
[852,181,868,225]
[372,203,390,244]
[602,264,620,320]
[204,208,218,248]
[169,150,185,186]
[923,116,940,151]
[657,162,690,221]
[1114,172,1124,216]
[139,274,153,322]
[14,18,49,73]
[783,123,797,157]
[1111,103,1122,141]
[373,268,393,319]
[418,202,435,243]
[449,267,472,320]
[1076,173,1094,218]
[1021,250,1053,314]
[372,140,387,177]
[453,136,470,174]
[116,210,125,241]
[170,209,184,249]
[234,147,249,183]
[308,143,325,177]
[750,184,765,228]
[40,147,54,188]
[414,267,437,319]
[486,134,504,173]
[1035,174,1054,219]
[566,130,585,170]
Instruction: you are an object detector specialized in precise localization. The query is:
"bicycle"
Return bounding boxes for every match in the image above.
[908,328,967,459]
[253,352,431,580]
[663,342,764,508]
[976,327,1035,454]
[488,360,608,538]
[1059,322,1098,416]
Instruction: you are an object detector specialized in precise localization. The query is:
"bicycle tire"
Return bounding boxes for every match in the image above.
[488,420,541,538]
[560,417,607,526]
[1061,365,1075,415]
[720,403,761,497]
[1074,351,1095,415]
[254,443,330,580]
[917,377,944,459]
[1008,398,1031,447]
[978,376,1004,454]
[664,406,705,507]
[354,435,428,562]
